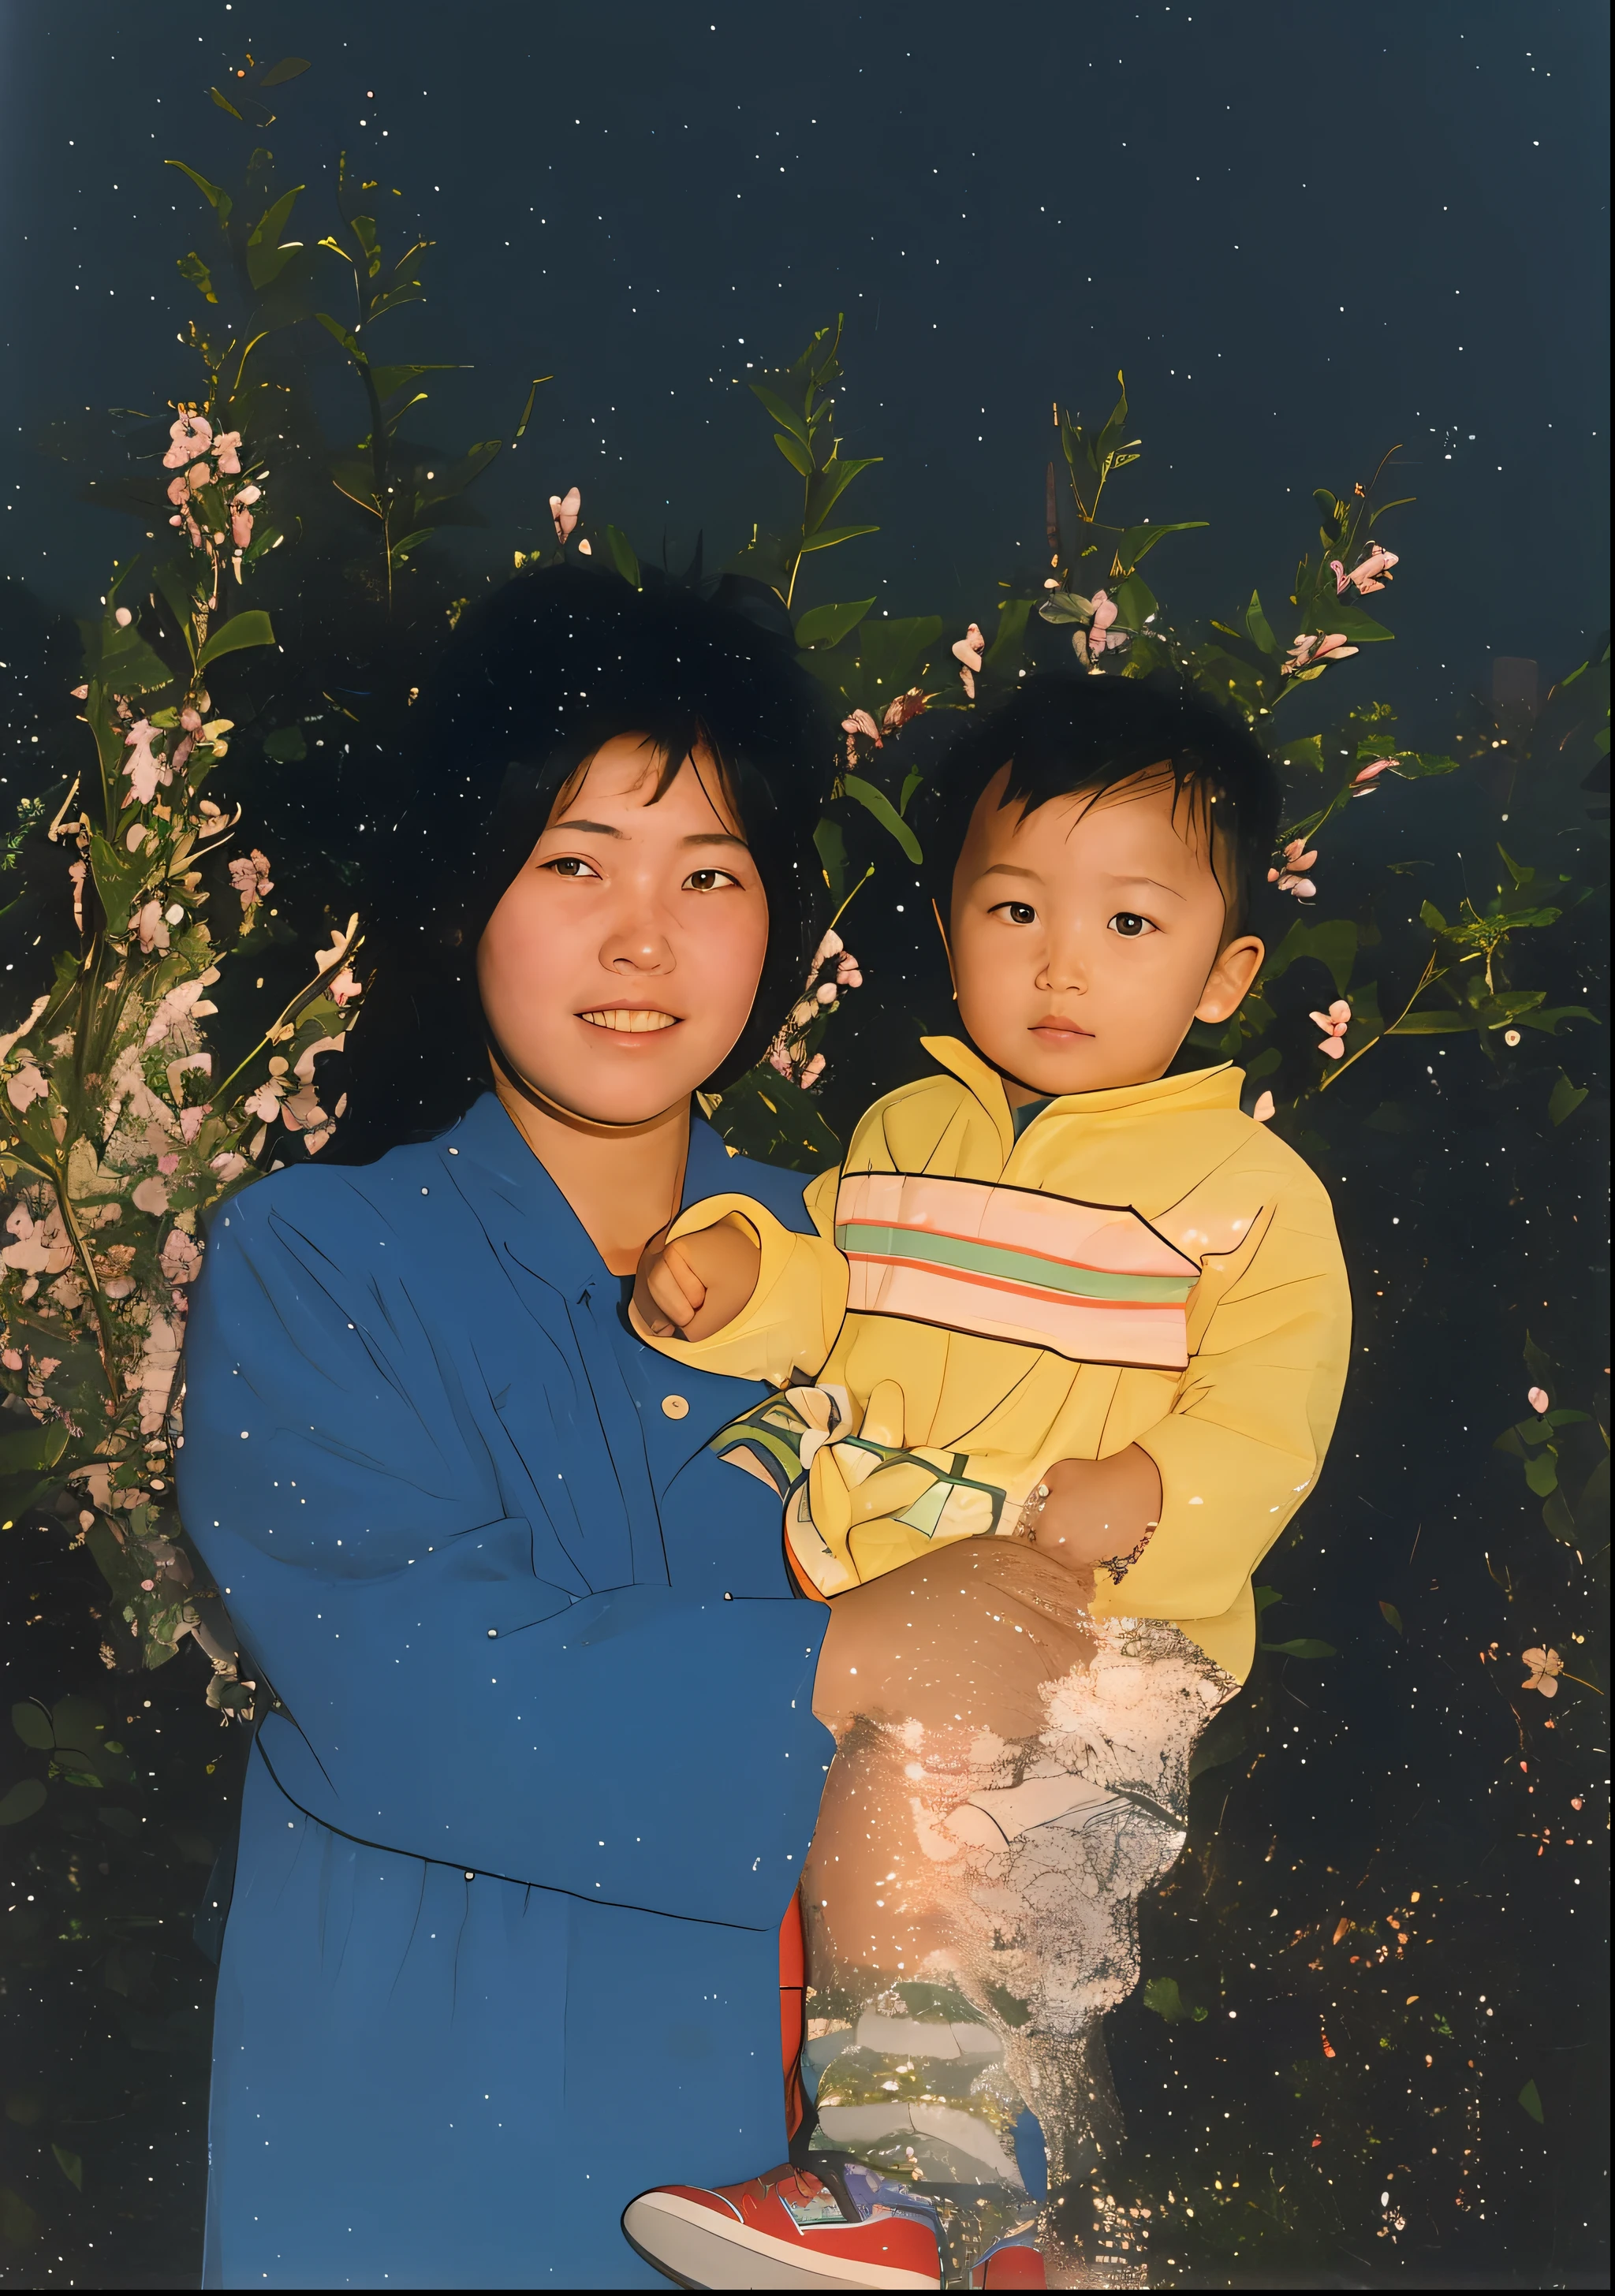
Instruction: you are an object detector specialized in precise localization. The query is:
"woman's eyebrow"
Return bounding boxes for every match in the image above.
[681,830,750,848]
[548,817,622,837]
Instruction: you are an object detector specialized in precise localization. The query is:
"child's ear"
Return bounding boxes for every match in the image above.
[1195,934,1264,1024]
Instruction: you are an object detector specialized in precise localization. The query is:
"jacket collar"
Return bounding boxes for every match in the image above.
[920,1034,1243,1144]
[439,1089,735,1298]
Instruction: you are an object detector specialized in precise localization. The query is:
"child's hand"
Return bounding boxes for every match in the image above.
[1018,1446,1163,1578]
[632,1216,762,1342]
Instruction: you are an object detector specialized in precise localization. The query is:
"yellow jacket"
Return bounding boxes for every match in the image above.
[651,1038,1351,1680]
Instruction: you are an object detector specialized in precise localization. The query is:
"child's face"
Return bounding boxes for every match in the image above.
[949,764,1265,1098]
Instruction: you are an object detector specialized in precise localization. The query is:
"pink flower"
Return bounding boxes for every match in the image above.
[1352,758,1395,786]
[1266,837,1319,900]
[1520,1646,1562,1698]
[836,952,863,990]
[1251,1090,1277,1124]
[5,1062,48,1114]
[952,622,986,699]
[180,706,203,732]
[1087,589,1119,656]
[550,486,581,541]
[2,1348,21,1370]
[162,411,213,469]
[1347,544,1398,594]
[1283,632,1360,676]
[123,720,171,806]
[210,1150,249,1183]
[1527,1386,1550,1415]
[178,1103,211,1143]
[326,967,360,1005]
[840,708,882,766]
[114,606,133,628]
[135,900,170,956]
[69,859,87,933]
[228,850,273,911]
[882,686,928,734]
[767,1042,795,1078]
[157,1153,180,1175]
[798,1053,826,1090]
[212,430,243,476]
[159,1229,203,1287]
[1310,999,1352,1058]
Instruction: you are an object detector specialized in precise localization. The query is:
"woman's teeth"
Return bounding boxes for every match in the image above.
[580,1008,679,1033]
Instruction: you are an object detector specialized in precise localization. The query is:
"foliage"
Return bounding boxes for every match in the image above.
[1,51,1607,2287]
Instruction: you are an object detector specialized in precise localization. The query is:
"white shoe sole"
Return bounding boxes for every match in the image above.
[621,2191,942,2290]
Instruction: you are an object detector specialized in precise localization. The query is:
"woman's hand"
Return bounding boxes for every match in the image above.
[811,1536,1098,1743]
[1022,1444,1162,1574]
[632,1215,762,1340]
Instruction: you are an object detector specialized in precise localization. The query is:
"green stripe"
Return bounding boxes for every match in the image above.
[834,1221,1195,1306]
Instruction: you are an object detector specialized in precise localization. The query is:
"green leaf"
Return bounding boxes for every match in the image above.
[1276,734,1326,773]
[315,310,364,363]
[749,382,811,449]
[1188,1703,1247,1781]
[209,86,244,119]
[246,186,304,288]
[602,524,641,588]
[259,54,312,86]
[1143,1976,1207,2024]
[1419,898,1449,931]
[387,528,437,565]
[1378,1600,1404,1634]
[797,523,879,556]
[982,597,1034,685]
[813,818,849,904]
[1523,1452,1560,1497]
[842,774,923,864]
[795,599,875,650]
[1038,589,1091,627]
[11,1702,53,1751]
[1244,590,1278,656]
[1253,1583,1282,1613]
[262,725,308,763]
[1322,600,1394,644]
[805,456,882,534]
[1516,1005,1598,1036]
[856,616,943,700]
[165,160,233,226]
[82,617,177,697]
[1264,917,1357,997]
[1112,572,1158,633]
[196,609,276,670]
[419,440,502,505]
[1386,1009,1475,1034]
[1113,520,1207,572]
[176,250,218,304]
[51,2145,83,2193]
[1541,1489,1579,1544]
[1518,2079,1545,2125]
[1262,1637,1337,1659]
[773,430,815,479]
[0,1780,46,1827]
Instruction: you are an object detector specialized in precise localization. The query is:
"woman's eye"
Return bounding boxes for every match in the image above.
[684,867,740,892]
[543,855,602,881]
[1109,911,1157,938]
[994,900,1038,926]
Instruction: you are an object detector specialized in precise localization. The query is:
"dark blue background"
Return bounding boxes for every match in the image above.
[1,0,1607,725]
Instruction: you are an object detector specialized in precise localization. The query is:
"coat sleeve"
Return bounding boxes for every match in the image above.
[631,1172,848,1389]
[1091,1157,1352,1637]
[177,1183,831,1930]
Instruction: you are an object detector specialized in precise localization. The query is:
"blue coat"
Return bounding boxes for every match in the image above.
[177,1094,834,2289]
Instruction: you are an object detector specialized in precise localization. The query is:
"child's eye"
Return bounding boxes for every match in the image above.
[683,867,741,892]
[543,855,603,881]
[992,900,1039,926]
[1109,911,1157,938]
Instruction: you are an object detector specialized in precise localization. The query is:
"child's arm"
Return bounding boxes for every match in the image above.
[629,1172,849,1387]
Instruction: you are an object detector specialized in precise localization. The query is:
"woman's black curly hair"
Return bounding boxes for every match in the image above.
[916,669,1284,933]
[331,563,834,1162]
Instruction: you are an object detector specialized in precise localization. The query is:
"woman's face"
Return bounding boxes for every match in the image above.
[477,734,770,1126]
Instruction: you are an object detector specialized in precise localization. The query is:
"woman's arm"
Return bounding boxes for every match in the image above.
[179,1182,832,1929]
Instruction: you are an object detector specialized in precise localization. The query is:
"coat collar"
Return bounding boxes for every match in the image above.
[438,1090,737,1299]
[919,1034,1243,1147]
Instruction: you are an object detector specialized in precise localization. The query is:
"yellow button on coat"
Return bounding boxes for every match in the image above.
[661,1395,689,1420]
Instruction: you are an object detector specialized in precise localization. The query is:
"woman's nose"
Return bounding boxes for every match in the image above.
[600,911,674,974]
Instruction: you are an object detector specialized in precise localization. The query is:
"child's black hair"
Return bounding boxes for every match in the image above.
[918,670,1282,934]
[332,562,834,1161]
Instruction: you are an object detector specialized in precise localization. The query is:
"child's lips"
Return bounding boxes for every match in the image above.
[1030,1016,1094,1042]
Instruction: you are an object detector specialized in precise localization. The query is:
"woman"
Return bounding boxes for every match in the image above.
[178,566,843,2287]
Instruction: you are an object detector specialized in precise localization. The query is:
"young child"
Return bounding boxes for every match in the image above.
[622,674,1351,2290]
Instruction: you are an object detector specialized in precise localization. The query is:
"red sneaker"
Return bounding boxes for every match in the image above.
[972,2238,1047,2288]
[622,2157,943,2290]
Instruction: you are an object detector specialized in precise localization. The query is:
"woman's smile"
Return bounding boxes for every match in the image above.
[577,1005,682,1034]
